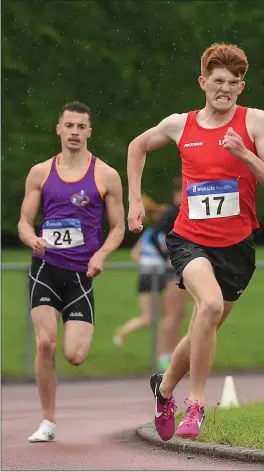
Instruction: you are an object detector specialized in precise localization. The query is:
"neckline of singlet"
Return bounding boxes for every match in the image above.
[55,152,93,183]
[193,105,241,132]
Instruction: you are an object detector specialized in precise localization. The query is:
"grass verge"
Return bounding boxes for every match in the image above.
[176,403,264,450]
[2,248,264,378]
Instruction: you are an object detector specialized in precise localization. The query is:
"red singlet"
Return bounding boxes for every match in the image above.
[174,106,259,247]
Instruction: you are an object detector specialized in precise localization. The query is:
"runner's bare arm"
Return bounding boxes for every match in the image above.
[127,114,185,202]
[99,168,125,257]
[18,164,45,247]
[246,109,264,186]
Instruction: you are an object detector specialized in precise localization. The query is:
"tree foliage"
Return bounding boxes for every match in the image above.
[2,0,264,233]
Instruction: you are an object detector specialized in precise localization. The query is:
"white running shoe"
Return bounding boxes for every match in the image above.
[113,334,124,348]
[28,419,56,442]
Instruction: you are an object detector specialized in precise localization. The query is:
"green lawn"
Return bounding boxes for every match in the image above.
[177,403,264,449]
[2,248,264,379]
[1,247,133,263]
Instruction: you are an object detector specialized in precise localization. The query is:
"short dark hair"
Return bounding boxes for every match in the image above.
[59,101,91,120]
[172,177,182,192]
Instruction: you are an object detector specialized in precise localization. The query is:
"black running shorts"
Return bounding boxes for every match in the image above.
[166,231,256,302]
[137,273,166,293]
[29,258,94,324]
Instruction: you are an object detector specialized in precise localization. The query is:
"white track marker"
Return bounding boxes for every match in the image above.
[219,375,240,408]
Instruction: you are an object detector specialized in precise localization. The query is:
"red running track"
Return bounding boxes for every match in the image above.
[2,375,264,470]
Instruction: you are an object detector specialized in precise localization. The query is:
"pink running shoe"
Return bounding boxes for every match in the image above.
[150,374,176,441]
[176,399,205,439]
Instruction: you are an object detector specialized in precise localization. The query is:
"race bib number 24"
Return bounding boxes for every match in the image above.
[187,180,240,220]
[42,218,84,248]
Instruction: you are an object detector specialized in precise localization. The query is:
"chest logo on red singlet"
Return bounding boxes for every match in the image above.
[183,141,203,148]
[71,189,90,207]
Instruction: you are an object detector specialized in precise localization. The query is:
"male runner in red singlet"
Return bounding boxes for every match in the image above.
[127,43,264,440]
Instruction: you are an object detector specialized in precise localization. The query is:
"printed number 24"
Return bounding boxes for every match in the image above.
[201,196,225,216]
[53,230,72,245]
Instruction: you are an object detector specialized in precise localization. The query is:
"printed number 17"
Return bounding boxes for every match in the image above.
[201,196,225,216]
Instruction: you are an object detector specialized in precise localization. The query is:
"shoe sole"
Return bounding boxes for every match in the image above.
[150,374,162,396]
[28,434,56,442]
[176,433,198,439]
[151,374,176,442]
[28,438,55,443]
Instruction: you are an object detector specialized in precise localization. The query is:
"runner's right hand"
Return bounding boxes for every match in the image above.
[127,200,145,233]
[32,237,47,257]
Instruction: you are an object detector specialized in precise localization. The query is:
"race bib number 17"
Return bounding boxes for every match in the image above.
[187,180,240,220]
[42,218,84,248]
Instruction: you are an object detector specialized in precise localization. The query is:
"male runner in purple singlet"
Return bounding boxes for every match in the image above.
[18,102,125,442]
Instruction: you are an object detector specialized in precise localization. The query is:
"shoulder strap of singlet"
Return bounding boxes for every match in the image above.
[227,105,248,130]
[178,110,199,147]
[233,105,247,120]
[51,155,57,169]
[87,153,105,199]
[40,156,57,189]
[87,154,96,173]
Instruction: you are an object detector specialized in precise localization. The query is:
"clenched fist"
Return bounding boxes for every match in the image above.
[87,251,105,278]
[223,127,248,160]
[127,200,145,233]
[32,237,47,257]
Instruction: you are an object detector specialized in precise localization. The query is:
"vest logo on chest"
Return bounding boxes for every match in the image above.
[71,189,90,207]
[183,139,225,147]
[183,141,203,148]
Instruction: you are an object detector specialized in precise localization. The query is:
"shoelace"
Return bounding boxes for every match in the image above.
[42,430,54,439]
[183,398,202,425]
[163,397,176,420]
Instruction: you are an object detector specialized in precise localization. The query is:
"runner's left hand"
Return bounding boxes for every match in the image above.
[223,127,248,160]
[87,251,105,278]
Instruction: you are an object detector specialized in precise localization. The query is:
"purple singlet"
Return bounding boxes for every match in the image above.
[34,154,105,272]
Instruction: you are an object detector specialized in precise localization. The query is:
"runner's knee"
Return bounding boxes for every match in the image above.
[37,338,57,358]
[63,343,88,365]
[198,297,224,325]
[64,351,86,366]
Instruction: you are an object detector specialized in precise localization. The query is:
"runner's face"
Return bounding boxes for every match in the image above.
[198,67,245,112]
[56,111,92,151]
